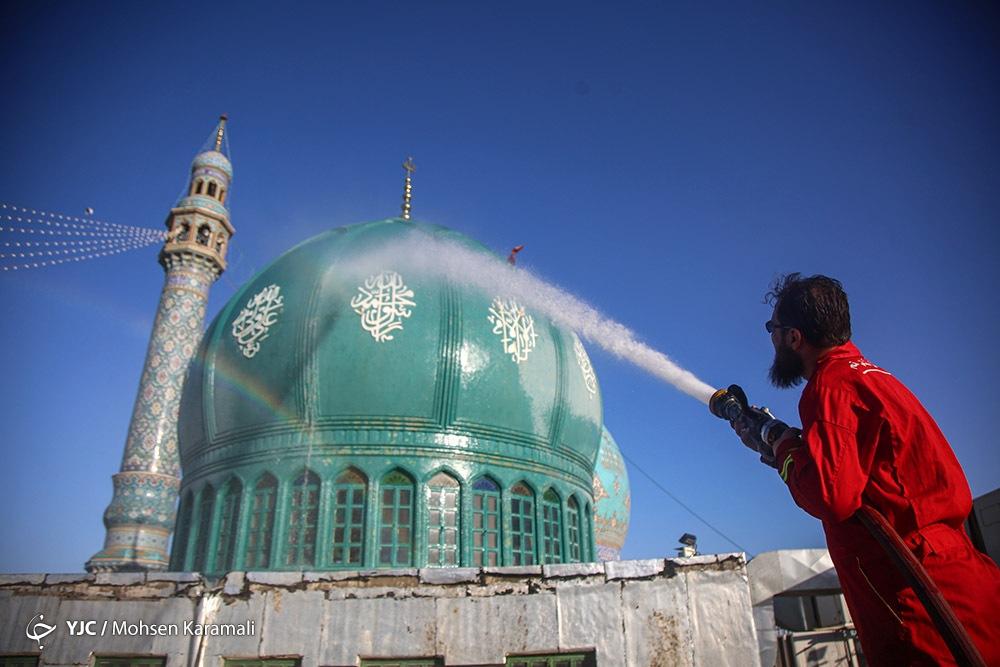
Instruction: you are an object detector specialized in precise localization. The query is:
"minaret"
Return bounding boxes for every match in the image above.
[86,116,234,572]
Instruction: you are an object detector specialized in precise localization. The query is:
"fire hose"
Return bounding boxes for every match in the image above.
[854,504,985,667]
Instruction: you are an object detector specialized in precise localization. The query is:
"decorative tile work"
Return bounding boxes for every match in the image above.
[192,150,233,177]
[193,166,229,183]
[102,472,181,528]
[351,270,416,342]
[231,284,284,358]
[174,195,228,217]
[122,263,214,477]
[488,297,538,363]
[592,428,630,560]
[592,476,610,504]
[88,524,172,571]
[91,259,219,573]
[165,268,212,296]
[102,526,170,552]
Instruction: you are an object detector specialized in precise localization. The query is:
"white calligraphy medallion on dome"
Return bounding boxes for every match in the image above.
[574,337,598,396]
[232,284,284,358]
[488,297,538,363]
[351,270,416,342]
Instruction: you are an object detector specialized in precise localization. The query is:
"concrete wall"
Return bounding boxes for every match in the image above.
[2,555,759,667]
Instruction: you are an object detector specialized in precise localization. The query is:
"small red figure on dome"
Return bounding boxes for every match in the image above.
[507,245,524,265]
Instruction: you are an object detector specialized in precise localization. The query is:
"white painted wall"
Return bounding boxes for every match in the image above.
[4,555,759,667]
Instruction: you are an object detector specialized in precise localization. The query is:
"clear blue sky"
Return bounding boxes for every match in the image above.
[1,2,998,572]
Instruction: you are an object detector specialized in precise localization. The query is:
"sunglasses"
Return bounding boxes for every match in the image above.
[765,320,794,334]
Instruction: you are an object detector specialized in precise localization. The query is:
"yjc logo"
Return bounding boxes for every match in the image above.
[25,613,56,649]
[66,620,100,635]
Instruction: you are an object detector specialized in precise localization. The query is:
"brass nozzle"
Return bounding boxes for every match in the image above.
[709,384,749,422]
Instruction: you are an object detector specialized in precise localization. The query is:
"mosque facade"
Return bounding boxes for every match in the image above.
[85,117,631,577]
[1,119,760,667]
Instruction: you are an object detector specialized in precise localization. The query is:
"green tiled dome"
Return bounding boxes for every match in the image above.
[173,219,607,572]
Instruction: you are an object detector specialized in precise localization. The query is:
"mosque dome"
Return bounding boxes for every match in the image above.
[172,219,608,573]
[593,426,631,561]
[191,149,232,178]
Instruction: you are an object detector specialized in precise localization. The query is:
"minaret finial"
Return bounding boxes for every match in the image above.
[401,156,415,220]
[214,114,228,152]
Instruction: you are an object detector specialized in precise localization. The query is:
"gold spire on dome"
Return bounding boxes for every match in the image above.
[214,114,228,152]
[401,156,415,220]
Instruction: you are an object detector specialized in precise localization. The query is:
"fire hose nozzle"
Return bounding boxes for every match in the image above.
[709,384,750,423]
[710,383,793,450]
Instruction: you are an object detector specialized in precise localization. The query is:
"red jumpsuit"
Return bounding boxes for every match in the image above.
[772,342,1000,666]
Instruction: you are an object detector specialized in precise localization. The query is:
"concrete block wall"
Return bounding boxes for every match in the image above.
[2,555,759,667]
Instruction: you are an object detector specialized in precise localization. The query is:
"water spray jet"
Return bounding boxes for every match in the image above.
[341,226,717,404]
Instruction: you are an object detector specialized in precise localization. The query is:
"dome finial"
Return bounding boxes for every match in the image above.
[214,114,228,152]
[401,156,415,220]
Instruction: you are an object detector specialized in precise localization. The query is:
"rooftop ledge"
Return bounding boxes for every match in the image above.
[0,554,746,600]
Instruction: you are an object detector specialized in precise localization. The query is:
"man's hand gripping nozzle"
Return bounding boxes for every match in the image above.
[709,384,797,468]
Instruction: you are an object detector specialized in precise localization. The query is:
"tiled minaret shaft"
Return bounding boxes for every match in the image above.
[87,117,234,572]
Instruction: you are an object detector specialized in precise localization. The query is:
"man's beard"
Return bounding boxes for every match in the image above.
[769,342,804,388]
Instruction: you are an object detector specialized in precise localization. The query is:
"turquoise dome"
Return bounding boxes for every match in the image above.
[593,426,631,560]
[173,219,605,572]
[191,149,232,178]
[179,219,602,473]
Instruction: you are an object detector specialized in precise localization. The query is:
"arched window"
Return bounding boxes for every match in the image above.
[196,225,211,246]
[215,234,225,254]
[192,484,215,572]
[584,502,593,562]
[427,471,460,567]
[510,483,536,565]
[471,477,501,567]
[331,469,367,567]
[177,222,190,242]
[286,470,320,567]
[542,489,563,564]
[378,470,414,567]
[566,496,582,563]
[245,474,277,569]
[170,491,194,570]
[195,180,204,195]
[207,181,217,197]
[215,478,242,572]
[218,188,226,203]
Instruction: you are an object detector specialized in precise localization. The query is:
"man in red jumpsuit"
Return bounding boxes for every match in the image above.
[736,273,1000,665]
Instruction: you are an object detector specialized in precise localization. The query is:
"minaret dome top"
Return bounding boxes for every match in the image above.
[191,150,232,180]
[191,115,232,179]
[173,116,234,220]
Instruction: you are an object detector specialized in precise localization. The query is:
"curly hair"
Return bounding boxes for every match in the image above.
[765,273,851,347]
